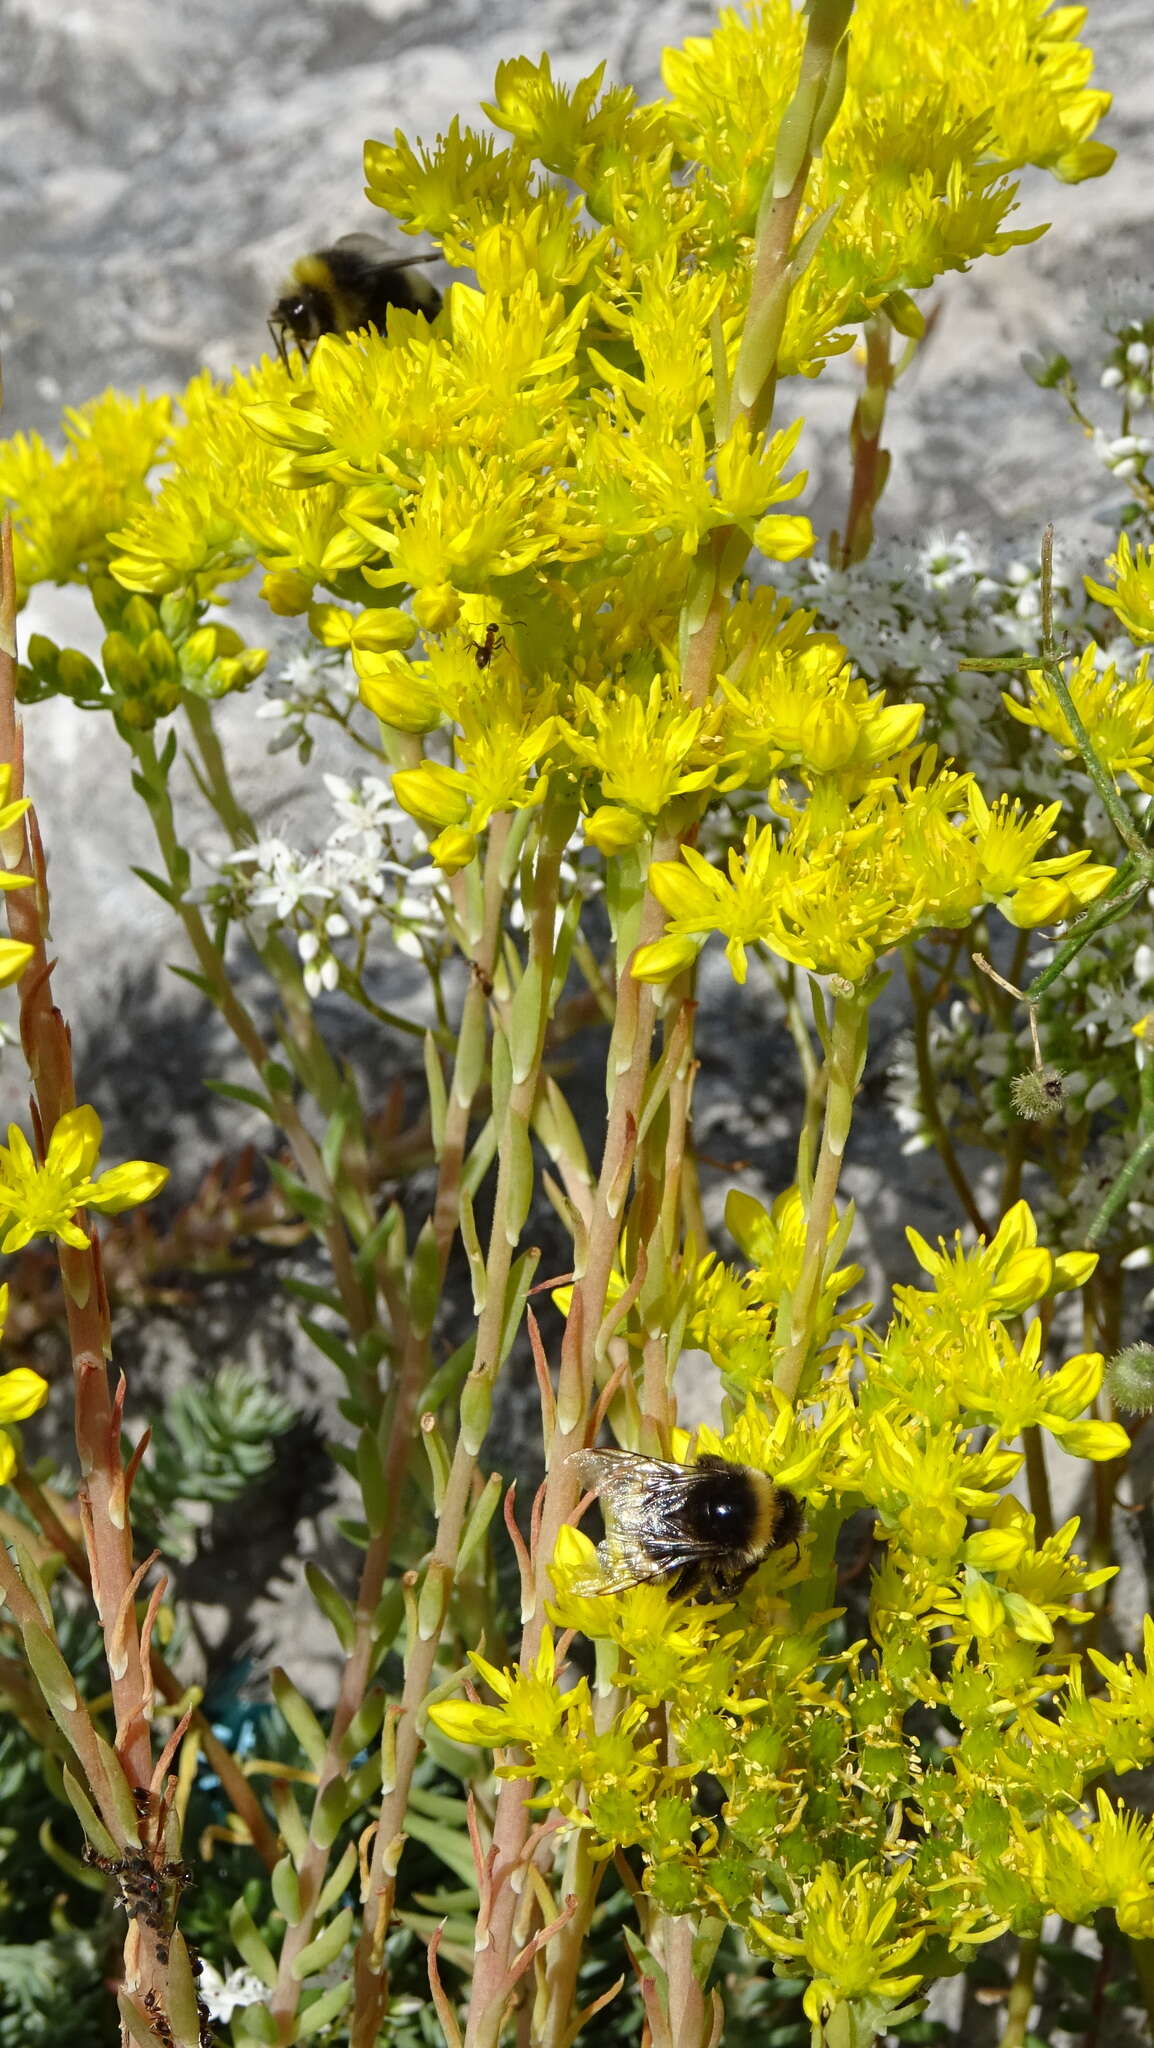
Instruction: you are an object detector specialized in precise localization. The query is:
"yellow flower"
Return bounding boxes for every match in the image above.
[753,1862,924,2025]
[563,677,718,828]
[0,390,171,594]
[966,786,1114,926]
[0,1107,168,1255]
[1086,533,1154,642]
[1004,644,1154,793]
[635,801,926,987]
[428,1627,608,1798]
[718,607,923,785]
[905,1199,1096,1319]
[1041,1794,1154,1937]
[0,1286,48,1484]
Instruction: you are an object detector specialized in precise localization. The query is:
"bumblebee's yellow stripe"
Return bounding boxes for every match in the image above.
[745,1474,780,1558]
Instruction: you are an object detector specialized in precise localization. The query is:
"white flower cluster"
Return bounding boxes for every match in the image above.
[1099,307,1154,417]
[769,531,1071,785]
[211,774,447,997]
[195,1960,268,2023]
[773,529,1040,684]
[887,1002,1018,1156]
[257,644,363,761]
[1093,425,1154,481]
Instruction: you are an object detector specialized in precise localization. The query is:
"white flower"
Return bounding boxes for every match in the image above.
[196,1960,267,2022]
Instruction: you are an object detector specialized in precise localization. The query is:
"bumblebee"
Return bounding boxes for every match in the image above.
[268,234,442,365]
[568,1448,802,1603]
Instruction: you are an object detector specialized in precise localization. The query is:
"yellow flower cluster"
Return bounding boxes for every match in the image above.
[634,769,1112,988]
[1005,639,1154,792]
[433,1202,1145,1977]
[0,391,171,599]
[663,0,1111,376]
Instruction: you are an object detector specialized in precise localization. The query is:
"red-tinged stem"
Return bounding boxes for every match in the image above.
[11,1466,279,1865]
[839,316,893,566]
[0,523,152,1797]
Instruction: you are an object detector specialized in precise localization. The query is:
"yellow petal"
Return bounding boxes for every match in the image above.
[0,1367,48,1423]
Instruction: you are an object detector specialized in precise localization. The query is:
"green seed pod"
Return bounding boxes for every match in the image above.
[1106,1344,1154,1415]
[1010,1064,1065,1121]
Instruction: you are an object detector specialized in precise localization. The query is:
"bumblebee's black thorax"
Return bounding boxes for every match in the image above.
[323,241,440,324]
[676,1457,766,1553]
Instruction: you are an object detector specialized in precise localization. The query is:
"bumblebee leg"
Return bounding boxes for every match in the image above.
[668,1559,704,1600]
[268,321,292,372]
[708,1558,760,1601]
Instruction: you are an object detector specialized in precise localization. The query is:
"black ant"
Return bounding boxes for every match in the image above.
[469,622,505,669]
[143,1990,174,2047]
[82,1842,194,1937]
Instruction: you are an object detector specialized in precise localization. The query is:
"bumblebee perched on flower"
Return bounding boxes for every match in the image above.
[568,1448,802,1603]
[268,234,441,365]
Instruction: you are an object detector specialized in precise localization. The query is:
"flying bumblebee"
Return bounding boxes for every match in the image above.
[567,1448,802,1603]
[268,234,442,365]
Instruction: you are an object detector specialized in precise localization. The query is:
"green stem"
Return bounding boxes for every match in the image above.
[1001,1935,1040,2048]
[902,942,987,1234]
[461,851,685,2048]
[270,819,509,2048]
[181,690,257,841]
[1128,1936,1154,2042]
[129,725,373,1338]
[350,811,564,2048]
[1021,1427,1054,1544]
[681,1,852,711]
[775,984,870,1402]
[1086,1125,1154,1247]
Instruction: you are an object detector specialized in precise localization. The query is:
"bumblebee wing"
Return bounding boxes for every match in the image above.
[569,1449,697,1497]
[330,233,440,272]
[568,1538,701,1598]
[329,233,394,264]
[568,1448,702,1536]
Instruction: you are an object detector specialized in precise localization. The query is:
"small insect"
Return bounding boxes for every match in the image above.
[469,622,505,670]
[269,233,441,366]
[568,1448,802,1603]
